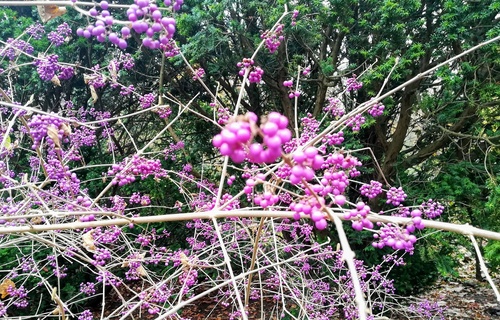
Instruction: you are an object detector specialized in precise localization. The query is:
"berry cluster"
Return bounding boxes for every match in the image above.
[243,173,266,195]
[254,191,279,208]
[360,180,383,199]
[154,106,172,119]
[74,195,92,209]
[7,286,28,308]
[26,22,45,40]
[344,202,374,231]
[79,214,95,222]
[283,79,300,98]
[86,65,106,88]
[302,65,311,76]
[107,155,167,186]
[386,187,407,206]
[324,97,345,117]
[161,38,180,57]
[34,54,74,82]
[249,66,264,83]
[372,223,418,252]
[138,283,172,315]
[291,10,299,26]
[317,169,349,196]
[288,90,301,99]
[346,74,363,92]
[368,102,385,117]
[76,0,180,50]
[289,195,328,230]
[163,141,184,161]
[129,192,151,206]
[47,22,72,47]
[79,282,96,296]
[93,248,112,266]
[346,114,366,132]
[237,58,264,83]
[212,112,291,164]
[165,0,184,11]
[420,199,444,219]
[408,209,426,231]
[78,310,93,320]
[0,38,34,60]
[289,147,324,184]
[322,132,344,146]
[216,105,230,125]
[283,114,320,153]
[139,93,156,109]
[192,67,205,80]
[227,175,236,186]
[261,24,284,53]
[45,157,81,193]
[27,114,70,150]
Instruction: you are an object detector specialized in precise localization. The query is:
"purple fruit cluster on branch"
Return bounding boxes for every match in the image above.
[76,0,181,51]
[212,112,292,163]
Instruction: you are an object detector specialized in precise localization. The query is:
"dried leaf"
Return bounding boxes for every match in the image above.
[83,74,92,84]
[46,125,61,148]
[180,252,189,268]
[136,265,148,277]
[2,135,12,151]
[30,216,43,225]
[26,94,34,107]
[90,85,98,104]
[0,279,15,298]
[82,231,96,252]
[109,60,118,79]
[52,306,62,315]
[37,4,67,23]
[60,123,72,136]
[9,60,19,71]
[51,75,61,87]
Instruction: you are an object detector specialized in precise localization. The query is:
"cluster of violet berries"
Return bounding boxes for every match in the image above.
[216,105,230,125]
[346,74,363,92]
[360,180,383,199]
[368,102,385,117]
[322,132,344,146]
[372,221,418,252]
[0,38,33,60]
[289,194,328,230]
[34,54,74,81]
[344,201,374,231]
[212,112,292,163]
[291,9,299,26]
[107,155,167,186]
[420,199,445,219]
[324,97,345,117]
[253,191,280,209]
[27,115,70,149]
[386,187,407,206]
[76,0,180,51]
[261,24,284,53]
[283,79,300,98]
[47,22,72,47]
[26,22,45,39]
[227,175,236,186]
[289,147,324,184]
[346,114,366,132]
[237,58,264,83]
[192,67,205,80]
[139,93,156,109]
